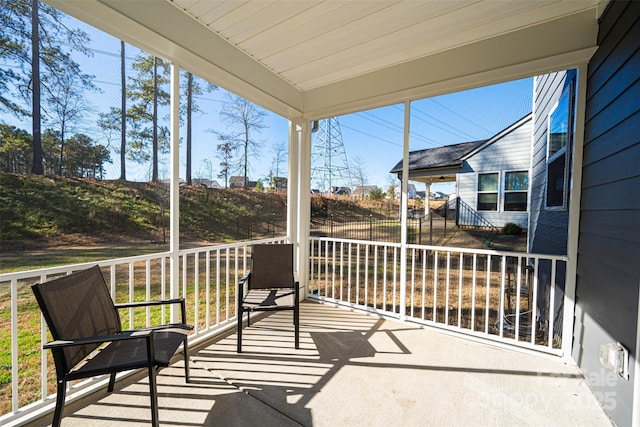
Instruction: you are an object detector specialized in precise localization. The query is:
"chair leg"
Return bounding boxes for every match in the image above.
[237,308,243,353]
[108,372,117,392]
[148,365,159,427]
[294,305,300,349]
[52,379,66,427]
[183,338,190,382]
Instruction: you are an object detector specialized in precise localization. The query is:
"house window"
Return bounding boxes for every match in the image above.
[504,171,528,211]
[477,173,498,211]
[546,79,574,208]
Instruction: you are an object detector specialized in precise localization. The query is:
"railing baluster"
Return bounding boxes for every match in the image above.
[458,252,463,328]
[485,255,491,334]
[421,249,427,320]
[373,245,378,310]
[411,248,416,318]
[445,252,451,325]
[364,244,369,307]
[206,250,211,330]
[194,253,199,334]
[129,261,134,329]
[548,259,557,348]
[499,255,507,338]
[146,259,151,328]
[383,244,388,312]
[11,278,18,412]
[355,243,360,304]
[471,254,477,331]
[434,250,439,322]
[530,257,539,345]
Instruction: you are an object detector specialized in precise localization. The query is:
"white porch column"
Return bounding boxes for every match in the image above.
[287,118,311,298]
[287,119,300,250]
[399,101,411,321]
[169,63,180,322]
[425,182,431,218]
[562,63,587,361]
[297,120,312,297]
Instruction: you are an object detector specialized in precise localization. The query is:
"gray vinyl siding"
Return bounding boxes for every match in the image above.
[572,2,640,425]
[457,117,531,229]
[528,70,576,256]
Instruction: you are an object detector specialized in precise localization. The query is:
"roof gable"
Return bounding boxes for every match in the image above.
[389,140,486,174]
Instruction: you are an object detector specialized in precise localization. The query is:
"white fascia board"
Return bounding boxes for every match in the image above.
[44,0,303,118]
[302,9,599,120]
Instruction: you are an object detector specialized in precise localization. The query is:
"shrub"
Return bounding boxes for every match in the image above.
[502,222,522,235]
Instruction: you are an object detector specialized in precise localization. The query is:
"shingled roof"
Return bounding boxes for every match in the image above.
[389,139,487,174]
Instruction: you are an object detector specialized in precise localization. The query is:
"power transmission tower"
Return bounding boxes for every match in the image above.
[311,117,350,194]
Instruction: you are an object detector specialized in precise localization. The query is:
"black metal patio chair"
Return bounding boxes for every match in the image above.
[31,265,192,427]
[237,243,299,352]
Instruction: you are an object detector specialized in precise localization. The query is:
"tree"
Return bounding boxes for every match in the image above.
[350,156,368,199]
[217,94,266,187]
[0,124,32,173]
[0,0,95,175]
[182,71,216,185]
[215,137,237,189]
[127,54,171,181]
[369,187,386,201]
[270,141,287,182]
[42,52,97,175]
[0,1,29,117]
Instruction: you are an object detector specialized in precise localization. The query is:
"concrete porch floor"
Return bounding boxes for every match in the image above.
[29,301,612,426]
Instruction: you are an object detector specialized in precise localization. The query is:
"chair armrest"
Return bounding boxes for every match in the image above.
[44,329,152,349]
[115,298,188,325]
[115,298,185,309]
[239,273,250,286]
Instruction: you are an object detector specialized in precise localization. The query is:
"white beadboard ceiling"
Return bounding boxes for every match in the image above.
[46,0,606,118]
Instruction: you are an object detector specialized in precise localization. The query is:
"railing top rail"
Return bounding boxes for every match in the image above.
[0,251,172,282]
[0,237,291,282]
[309,235,568,261]
[310,236,402,248]
[179,236,289,255]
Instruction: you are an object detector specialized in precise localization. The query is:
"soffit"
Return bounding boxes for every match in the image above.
[45,0,605,119]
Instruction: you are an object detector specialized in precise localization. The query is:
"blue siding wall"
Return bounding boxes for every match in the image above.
[572,2,640,425]
[457,116,532,228]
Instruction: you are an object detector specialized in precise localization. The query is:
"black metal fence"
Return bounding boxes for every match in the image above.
[310,213,456,245]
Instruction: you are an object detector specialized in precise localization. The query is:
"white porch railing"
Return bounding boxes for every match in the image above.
[308,236,569,356]
[0,237,286,426]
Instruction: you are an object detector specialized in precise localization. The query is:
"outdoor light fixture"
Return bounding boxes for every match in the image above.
[599,342,629,380]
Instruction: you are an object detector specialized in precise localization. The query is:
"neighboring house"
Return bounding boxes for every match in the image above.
[270,176,287,192]
[393,183,417,199]
[390,114,532,229]
[352,185,378,199]
[192,178,221,189]
[229,176,258,189]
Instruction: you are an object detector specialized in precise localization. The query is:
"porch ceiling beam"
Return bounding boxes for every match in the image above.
[303,9,599,119]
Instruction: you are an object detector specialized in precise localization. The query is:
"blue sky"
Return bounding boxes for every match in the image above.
[2,12,533,195]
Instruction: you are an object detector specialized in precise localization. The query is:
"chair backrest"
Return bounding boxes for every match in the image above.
[250,244,294,289]
[31,265,122,373]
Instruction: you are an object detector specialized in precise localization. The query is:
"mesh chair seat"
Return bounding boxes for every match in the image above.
[243,289,296,309]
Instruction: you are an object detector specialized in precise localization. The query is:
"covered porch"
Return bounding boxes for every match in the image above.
[4,0,639,425]
[25,302,610,426]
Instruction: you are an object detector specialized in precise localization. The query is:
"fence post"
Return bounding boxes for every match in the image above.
[369,214,373,241]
